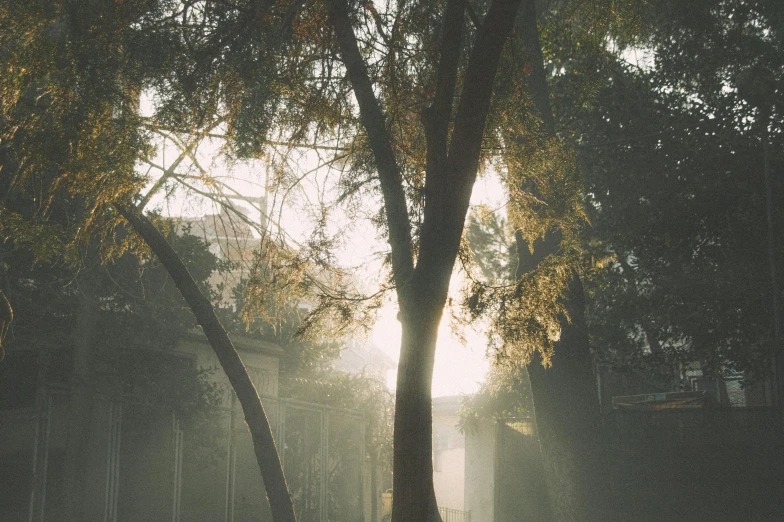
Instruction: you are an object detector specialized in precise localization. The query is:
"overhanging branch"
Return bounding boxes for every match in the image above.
[114,201,297,522]
[423,0,466,202]
[326,0,415,290]
[416,0,523,277]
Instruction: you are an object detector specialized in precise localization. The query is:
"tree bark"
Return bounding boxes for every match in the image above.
[513,1,616,519]
[392,300,442,522]
[519,261,615,520]
[62,277,101,522]
[115,203,297,522]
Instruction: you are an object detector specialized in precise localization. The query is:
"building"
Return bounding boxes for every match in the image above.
[431,396,466,515]
[463,416,548,522]
[0,331,367,522]
[178,206,262,307]
[333,339,396,384]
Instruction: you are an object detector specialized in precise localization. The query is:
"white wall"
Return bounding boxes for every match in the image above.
[464,418,496,521]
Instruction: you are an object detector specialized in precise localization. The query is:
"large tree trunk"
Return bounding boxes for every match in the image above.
[512,1,616,518]
[392,301,443,522]
[116,203,297,522]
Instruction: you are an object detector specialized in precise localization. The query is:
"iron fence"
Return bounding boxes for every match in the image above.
[3,387,366,522]
[438,506,471,522]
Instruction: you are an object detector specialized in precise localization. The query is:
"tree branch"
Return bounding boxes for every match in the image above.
[517,0,555,137]
[326,0,415,290]
[364,2,392,48]
[616,253,663,355]
[138,142,195,211]
[511,0,562,278]
[423,0,465,201]
[281,0,306,40]
[466,2,482,30]
[447,0,522,175]
[416,0,523,279]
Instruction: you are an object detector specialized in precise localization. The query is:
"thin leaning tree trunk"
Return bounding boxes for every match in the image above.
[116,202,297,522]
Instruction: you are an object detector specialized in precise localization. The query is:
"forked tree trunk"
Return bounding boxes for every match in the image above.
[326,0,523,519]
[116,203,297,522]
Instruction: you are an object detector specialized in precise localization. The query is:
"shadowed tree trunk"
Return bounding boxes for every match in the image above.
[62,272,101,522]
[326,0,523,519]
[518,258,613,520]
[513,1,615,519]
[116,203,297,522]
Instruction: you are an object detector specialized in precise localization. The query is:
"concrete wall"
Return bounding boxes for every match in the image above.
[464,418,496,522]
[432,397,465,511]
[434,447,465,510]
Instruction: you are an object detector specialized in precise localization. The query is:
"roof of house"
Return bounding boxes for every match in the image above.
[184,329,284,357]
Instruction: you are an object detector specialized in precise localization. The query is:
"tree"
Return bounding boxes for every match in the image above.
[2,0,676,519]
[316,0,526,518]
[571,0,784,395]
[509,6,615,518]
[458,1,651,517]
[580,62,774,378]
[118,205,298,521]
[477,1,783,514]
[0,2,298,519]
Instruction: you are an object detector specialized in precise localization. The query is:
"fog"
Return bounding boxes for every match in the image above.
[2,1,783,521]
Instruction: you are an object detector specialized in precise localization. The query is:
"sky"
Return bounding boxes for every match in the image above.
[141,95,506,397]
[371,297,492,397]
[369,175,506,397]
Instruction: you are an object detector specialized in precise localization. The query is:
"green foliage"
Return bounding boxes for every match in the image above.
[1,1,152,261]
[569,0,784,377]
[458,365,534,432]
[283,370,394,479]
[504,137,586,247]
[224,276,341,381]
[460,0,784,382]
[461,200,577,368]
[1,222,225,421]
[0,0,296,264]
[465,209,515,282]
[0,208,64,263]
[463,253,574,368]
[239,235,387,345]
[458,0,649,371]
